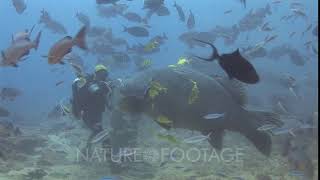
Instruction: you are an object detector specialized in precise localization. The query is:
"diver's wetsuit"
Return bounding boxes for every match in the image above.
[72,74,111,135]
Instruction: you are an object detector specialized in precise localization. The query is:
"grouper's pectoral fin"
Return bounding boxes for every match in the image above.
[202,129,225,151]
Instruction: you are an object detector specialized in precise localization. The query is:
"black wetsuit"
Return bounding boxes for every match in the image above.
[72,75,111,135]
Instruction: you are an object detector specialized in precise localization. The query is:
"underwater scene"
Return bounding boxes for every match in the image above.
[0,0,318,179]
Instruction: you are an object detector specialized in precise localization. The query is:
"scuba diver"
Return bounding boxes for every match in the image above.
[71,64,112,142]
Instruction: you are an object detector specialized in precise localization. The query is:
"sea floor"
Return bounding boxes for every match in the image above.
[0,117,318,180]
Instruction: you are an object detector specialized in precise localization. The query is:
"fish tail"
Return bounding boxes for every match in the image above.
[33,31,42,50]
[192,39,220,61]
[73,26,87,50]
[241,109,283,156]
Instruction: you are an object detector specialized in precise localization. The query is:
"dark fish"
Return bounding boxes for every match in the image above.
[192,39,260,84]
[312,25,318,37]
[0,107,10,117]
[173,1,185,22]
[187,10,195,30]
[0,88,22,101]
[123,26,149,37]
[122,12,143,23]
[224,10,232,14]
[156,6,170,16]
[11,0,26,14]
[96,3,128,19]
[55,81,64,86]
[39,9,67,34]
[96,0,120,4]
[239,0,246,8]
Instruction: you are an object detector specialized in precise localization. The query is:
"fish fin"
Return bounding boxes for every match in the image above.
[204,130,224,151]
[243,128,272,156]
[242,109,283,156]
[73,26,87,50]
[59,61,66,65]
[192,39,220,61]
[33,31,42,50]
[215,78,247,105]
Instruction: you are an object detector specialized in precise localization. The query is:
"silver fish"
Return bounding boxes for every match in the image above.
[183,132,212,144]
[257,124,277,131]
[203,113,225,120]
[90,129,110,144]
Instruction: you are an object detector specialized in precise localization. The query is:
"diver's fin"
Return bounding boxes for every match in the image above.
[204,130,224,151]
[192,39,220,61]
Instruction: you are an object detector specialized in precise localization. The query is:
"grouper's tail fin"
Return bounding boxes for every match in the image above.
[73,26,87,50]
[242,109,283,156]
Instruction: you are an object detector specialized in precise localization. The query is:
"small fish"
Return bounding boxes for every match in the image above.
[257,124,277,131]
[187,10,195,29]
[265,35,278,44]
[192,39,260,84]
[224,10,232,14]
[302,24,312,36]
[271,127,295,137]
[312,44,318,55]
[11,0,26,14]
[90,129,110,144]
[96,0,120,5]
[55,81,64,86]
[289,32,296,38]
[183,132,212,144]
[45,26,87,65]
[123,26,149,37]
[288,170,305,177]
[173,1,185,22]
[203,113,225,120]
[291,9,307,18]
[272,0,282,4]
[160,161,168,167]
